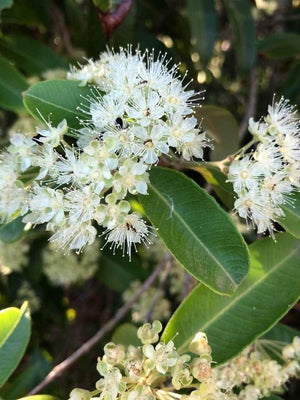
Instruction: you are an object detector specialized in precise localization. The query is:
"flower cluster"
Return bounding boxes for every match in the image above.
[68,321,224,400]
[227,97,300,235]
[0,47,208,258]
[215,337,300,400]
[0,239,29,275]
[68,321,300,400]
[43,240,100,286]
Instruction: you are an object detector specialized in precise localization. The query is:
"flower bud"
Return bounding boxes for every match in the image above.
[69,388,91,400]
[189,332,211,356]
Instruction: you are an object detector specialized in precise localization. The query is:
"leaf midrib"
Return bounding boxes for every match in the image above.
[0,310,23,349]
[177,244,299,352]
[148,182,237,288]
[24,92,86,119]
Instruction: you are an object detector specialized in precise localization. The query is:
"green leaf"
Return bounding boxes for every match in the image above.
[0,217,26,243]
[194,165,235,209]
[0,0,13,18]
[0,56,28,112]
[93,0,122,13]
[1,0,50,27]
[23,80,93,129]
[0,35,67,75]
[0,302,31,388]
[1,350,51,400]
[258,33,300,59]
[187,0,217,66]
[196,105,239,161]
[96,250,146,292]
[112,323,141,347]
[139,168,249,295]
[262,323,299,344]
[279,192,300,239]
[162,233,300,364]
[17,396,58,400]
[223,0,256,73]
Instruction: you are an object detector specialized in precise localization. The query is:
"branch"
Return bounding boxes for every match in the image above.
[96,0,133,39]
[238,67,257,142]
[145,255,173,322]
[28,255,167,395]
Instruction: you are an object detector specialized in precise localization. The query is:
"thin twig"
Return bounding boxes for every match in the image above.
[28,257,167,395]
[238,67,257,142]
[145,255,173,322]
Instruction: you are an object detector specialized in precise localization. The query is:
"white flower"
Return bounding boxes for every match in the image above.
[105,213,151,259]
[50,222,97,253]
[113,159,148,196]
[23,184,65,228]
[126,90,164,127]
[65,185,101,225]
[36,119,67,147]
[8,133,37,171]
[132,124,169,164]
[90,93,126,129]
[143,340,178,374]
[0,182,28,223]
[228,156,263,194]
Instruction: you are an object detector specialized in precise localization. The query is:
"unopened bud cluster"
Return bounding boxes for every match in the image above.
[69,321,223,400]
[215,336,300,400]
[228,97,300,235]
[0,47,209,258]
[68,321,300,400]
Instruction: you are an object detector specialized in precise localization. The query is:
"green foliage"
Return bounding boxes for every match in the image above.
[0,55,28,113]
[139,167,249,295]
[196,105,239,161]
[0,217,26,244]
[162,233,300,363]
[17,396,58,400]
[187,0,217,67]
[194,165,235,209]
[93,0,123,13]
[112,323,140,346]
[23,80,93,129]
[0,302,31,388]
[279,192,300,238]
[262,323,300,344]
[1,350,51,400]
[223,0,256,73]
[0,0,13,19]
[258,33,300,59]
[0,35,67,75]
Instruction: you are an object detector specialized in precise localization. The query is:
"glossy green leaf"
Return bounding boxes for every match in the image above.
[23,80,93,129]
[0,217,26,243]
[279,192,300,239]
[139,168,249,295]
[187,0,217,66]
[162,233,300,364]
[196,106,239,161]
[1,350,51,400]
[112,323,140,347]
[194,165,235,209]
[258,33,300,59]
[0,303,31,388]
[0,35,67,75]
[223,0,256,73]
[0,56,28,112]
[17,396,58,400]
